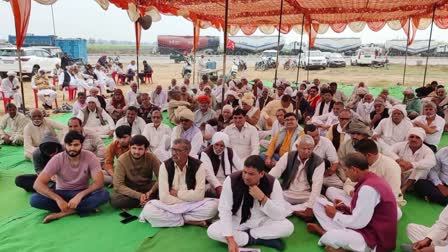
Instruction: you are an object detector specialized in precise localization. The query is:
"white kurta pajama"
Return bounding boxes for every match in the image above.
[142,123,172,152]
[140,161,218,227]
[223,122,260,161]
[311,111,340,136]
[391,142,436,182]
[313,137,343,189]
[413,115,445,146]
[200,149,244,188]
[1,78,22,107]
[207,177,294,247]
[269,153,325,211]
[373,117,413,145]
[31,76,57,107]
[77,109,115,138]
[314,186,380,252]
[324,154,405,220]
[0,112,30,145]
[23,119,67,160]
[407,205,448,252]
[115,116,146,136]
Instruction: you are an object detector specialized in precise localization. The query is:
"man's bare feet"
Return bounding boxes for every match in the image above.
[185,220,211,227]
[42,209,76,224]
[293,209,315,222]
[401,179,415,194]
[325,245,346,252]
[306,223,326,236]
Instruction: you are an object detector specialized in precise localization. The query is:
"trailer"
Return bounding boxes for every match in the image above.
[157,35,219,55]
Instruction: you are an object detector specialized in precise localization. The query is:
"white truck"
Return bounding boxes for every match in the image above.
[0,47,61,78]
[299,50,327,70]
[350,47,387,66]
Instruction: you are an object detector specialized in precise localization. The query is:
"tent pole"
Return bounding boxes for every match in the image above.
[307,30,311,82]
[17,48,26,110]
[402,17,411,86]
[221,0,229,109]
[273,0,284,84]
[192,25,197,86]
[135,22,140,90]
[295,14,305,86]
[50,4,56,36]
[423,5,436,87]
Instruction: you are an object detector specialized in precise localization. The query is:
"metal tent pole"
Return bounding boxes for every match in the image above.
[221,0,229,109]
[50,4,56,36]
[295,14,305,86]
[273,0,284,84]
[17,49,26,110]
[307,34,311,82]
[402,17,411,86]
[423,5,436,86]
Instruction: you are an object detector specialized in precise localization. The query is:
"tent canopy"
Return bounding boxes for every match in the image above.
[107,0,448,35]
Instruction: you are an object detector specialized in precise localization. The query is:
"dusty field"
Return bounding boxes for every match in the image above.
[3,54,447,116]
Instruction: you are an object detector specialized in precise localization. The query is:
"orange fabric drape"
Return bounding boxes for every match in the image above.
[403,18,418,45]
[367,21,386,32]
[10,0,31,50]
[305,23,319,48]
[330,23,347,33]
[240,25,257,35]
[435,17,448,29]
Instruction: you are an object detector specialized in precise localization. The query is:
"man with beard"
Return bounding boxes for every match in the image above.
[104,126,132,183]
[24,109,66,160]
[372,104,413,145]
[110,135,160,209]
[200,132,243,198]
[171,106,203,157]
[115,106,146,136]
[412,101,445,153]
[77,96,115,138]
[30,131,110,223]
[140,139,218,227]
[207,155,293,251]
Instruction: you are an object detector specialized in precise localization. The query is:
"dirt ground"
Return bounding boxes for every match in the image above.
[3,54,447,115]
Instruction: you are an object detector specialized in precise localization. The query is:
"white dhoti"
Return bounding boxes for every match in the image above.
[406,223,448,247]
[283,191,312,212]
[4,91,22,107]
[104,78,116,92]
[76,79,93,91]
[402,168,430,183]
[207,217,293,247]
[324,187,402,220]
[139,198,218,227]
[84,125,111,138]
[37,89,57,106]
[313,198,371,252]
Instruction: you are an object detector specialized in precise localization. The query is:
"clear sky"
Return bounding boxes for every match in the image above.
[1,0,448,44]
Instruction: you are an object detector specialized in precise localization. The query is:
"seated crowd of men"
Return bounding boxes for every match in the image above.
[3,73,448,252]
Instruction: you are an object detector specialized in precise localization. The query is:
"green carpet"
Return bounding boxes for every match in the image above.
[0,87,446,252]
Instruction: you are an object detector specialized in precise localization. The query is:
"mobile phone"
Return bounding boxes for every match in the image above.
[120,215,138,224]
[119,211,132,218]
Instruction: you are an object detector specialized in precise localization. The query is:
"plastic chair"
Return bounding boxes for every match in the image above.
[66,87,77,101]
[0,90,12,111]
[52,76,58,85]
[33,89,58,108]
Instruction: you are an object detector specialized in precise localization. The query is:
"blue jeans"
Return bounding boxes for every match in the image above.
[30,189,110,216]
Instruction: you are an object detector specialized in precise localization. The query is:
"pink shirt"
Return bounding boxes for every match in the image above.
[43,150,102,190]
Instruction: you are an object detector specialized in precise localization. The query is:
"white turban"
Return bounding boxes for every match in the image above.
[408,127,426,140]
[225,90,239,99]
[7,71,16,77]
[175,106,195,121]
[212,132,229,147]
[390,104,407,117]
[86,96,100,107]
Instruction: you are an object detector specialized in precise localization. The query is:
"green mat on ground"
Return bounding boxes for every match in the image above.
[0,87,445,252]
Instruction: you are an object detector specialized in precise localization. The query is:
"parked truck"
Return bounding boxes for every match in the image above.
[157,35,219,55]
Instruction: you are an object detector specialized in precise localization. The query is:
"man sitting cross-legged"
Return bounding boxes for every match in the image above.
[140,139,218,227]
[308,152,398,252]
[269,135,325,222]
[30,131,110,223]
[207,155,294,251]
[110,135,160,209]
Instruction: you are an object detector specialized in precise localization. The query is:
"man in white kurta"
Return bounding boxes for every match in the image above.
[171,106,203,157]
[391,127,436,193]
[269,135,325,220]
[126,82,139,107]
[0,103,30,145]
[115,107,146,137]
[24,109,66,160]
[223,108,260,161]
[311,101,343,136]
[142,110,172,153]
[1,71,22,107]
[207,155,293,251]
[406,205,448,252]
[140,139,218,227]
[200,132,243,197]
[94,64,115,93]
[324,138,405,220]
[412,101,445,152]
[304,124,343,189]
[151,85,168,110]
[372,104,413,146]
[77,97,115,138]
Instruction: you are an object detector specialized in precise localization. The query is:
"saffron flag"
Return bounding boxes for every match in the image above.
[226,38,235,51]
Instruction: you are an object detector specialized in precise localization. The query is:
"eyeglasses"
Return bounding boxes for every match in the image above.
[171,148,187,153]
